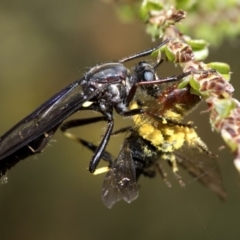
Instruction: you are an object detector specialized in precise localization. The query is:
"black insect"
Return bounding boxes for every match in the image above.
[0,39,191,178]
[75,84,226,208]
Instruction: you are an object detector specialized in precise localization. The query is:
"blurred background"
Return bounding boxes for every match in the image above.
[0,1,240,240]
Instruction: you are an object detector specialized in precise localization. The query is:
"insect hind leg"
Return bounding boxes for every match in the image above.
[60,116,114,172]
[60,116,107,145]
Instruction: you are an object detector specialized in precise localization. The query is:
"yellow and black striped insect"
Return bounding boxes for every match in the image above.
[77,83,226,208]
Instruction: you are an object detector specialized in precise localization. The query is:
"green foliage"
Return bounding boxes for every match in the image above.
[110,0,240,46]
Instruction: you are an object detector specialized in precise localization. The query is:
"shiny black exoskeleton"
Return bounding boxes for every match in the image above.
[0,39,190,177]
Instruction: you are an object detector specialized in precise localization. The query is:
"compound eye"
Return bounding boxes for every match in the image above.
[143,70,154,81]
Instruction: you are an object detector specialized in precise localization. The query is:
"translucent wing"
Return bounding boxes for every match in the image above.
[174,144,227,200]
[0,78,100,160]
[102,139,139,208]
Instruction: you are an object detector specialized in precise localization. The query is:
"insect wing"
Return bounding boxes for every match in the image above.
[0,79,99,160]
[102,140,139,208]
[174,144,227,200]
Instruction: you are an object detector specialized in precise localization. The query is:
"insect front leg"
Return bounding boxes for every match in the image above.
[88,107,144,173]
[75,138,114,175]
[61,103,144,173]
[126,72,192,105]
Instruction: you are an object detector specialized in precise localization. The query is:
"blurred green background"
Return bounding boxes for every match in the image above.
[0,1,240,240]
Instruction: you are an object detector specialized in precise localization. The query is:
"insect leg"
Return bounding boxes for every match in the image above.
[126,71,192,105]
[111,126,133,136]
[61,116,107,132]
[76,138,114,175]
[88,107,144,173]
[79,138,113,165]
[156,163,172,188]
[145,111,194,128]
[60,112,115,174]
[61,116,117,174]
[88,112,114,173]
[61,117,114,166]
